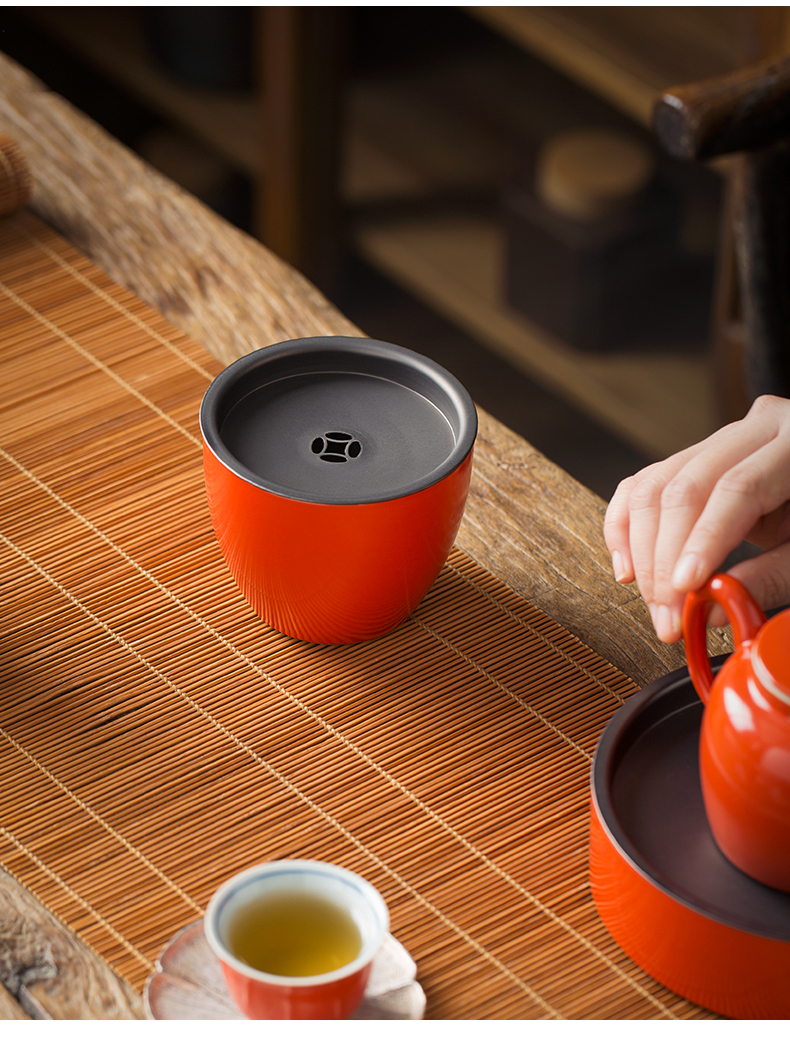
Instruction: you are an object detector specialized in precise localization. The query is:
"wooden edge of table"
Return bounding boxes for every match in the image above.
[0,874,143,1020]
[0,50,733,1020]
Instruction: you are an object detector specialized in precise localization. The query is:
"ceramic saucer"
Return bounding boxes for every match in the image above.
[144,920,426,1020]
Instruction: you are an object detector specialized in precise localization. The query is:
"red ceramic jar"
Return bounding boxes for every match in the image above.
[200,336,477,644]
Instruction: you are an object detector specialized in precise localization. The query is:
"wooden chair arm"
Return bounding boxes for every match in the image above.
[652,54,790,161]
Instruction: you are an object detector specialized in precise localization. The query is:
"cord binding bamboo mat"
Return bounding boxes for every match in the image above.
[0,209,716,1019]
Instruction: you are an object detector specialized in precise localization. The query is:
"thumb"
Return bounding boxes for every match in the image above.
[722,543,790,615]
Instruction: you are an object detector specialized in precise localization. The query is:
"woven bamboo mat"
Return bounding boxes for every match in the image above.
[0,209,712,1020]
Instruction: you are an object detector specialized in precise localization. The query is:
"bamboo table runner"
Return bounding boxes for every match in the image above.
[0,209,712,1020]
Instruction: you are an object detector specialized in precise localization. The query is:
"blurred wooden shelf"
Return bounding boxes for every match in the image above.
[354,211,714,460]
[24,6,510,208]
[26,6,261,178]
[465,6,773,125]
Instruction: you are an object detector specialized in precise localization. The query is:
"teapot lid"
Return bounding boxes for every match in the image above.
[753,609,790,707]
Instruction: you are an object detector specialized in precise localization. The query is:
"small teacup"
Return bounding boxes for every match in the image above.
[204,859,389,1019]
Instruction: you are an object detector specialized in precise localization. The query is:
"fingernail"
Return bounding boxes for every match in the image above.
[672,553,702,591]
[655,604,680,642]
[611,550,626,582]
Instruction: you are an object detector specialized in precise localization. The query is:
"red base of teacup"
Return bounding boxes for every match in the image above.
[220,959,372,1020]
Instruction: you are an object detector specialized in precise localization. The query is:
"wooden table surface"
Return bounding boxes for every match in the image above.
[0,51,732,1020]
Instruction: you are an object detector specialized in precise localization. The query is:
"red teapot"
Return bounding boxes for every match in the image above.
[683,573,790,892]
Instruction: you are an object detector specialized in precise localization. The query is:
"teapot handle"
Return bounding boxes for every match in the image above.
[682,573,766,704]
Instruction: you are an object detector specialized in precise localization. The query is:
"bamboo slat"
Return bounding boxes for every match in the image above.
[0,209,716,1020]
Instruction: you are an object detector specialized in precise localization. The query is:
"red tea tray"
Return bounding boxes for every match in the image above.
[590,659,790,1019]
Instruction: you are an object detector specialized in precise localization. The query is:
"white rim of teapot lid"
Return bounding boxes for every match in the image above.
[752,646,790,706]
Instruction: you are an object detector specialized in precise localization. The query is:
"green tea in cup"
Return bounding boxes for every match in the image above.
[225,887,363,977]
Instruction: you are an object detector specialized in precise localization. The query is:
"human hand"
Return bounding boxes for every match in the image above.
[604,395,790,643]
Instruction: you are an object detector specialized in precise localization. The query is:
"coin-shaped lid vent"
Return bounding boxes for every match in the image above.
[201,337,477,504]
[220,372,457,501]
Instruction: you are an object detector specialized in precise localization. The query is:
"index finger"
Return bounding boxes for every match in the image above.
[604,444,701,587]
[671,432,790,593]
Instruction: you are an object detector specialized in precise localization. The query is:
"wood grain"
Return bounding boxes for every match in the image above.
[0,963,29,1020]
[457,411,732,688]
[0,868,142,1019]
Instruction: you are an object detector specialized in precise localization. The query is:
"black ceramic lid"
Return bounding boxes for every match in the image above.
[200,336,477,504]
